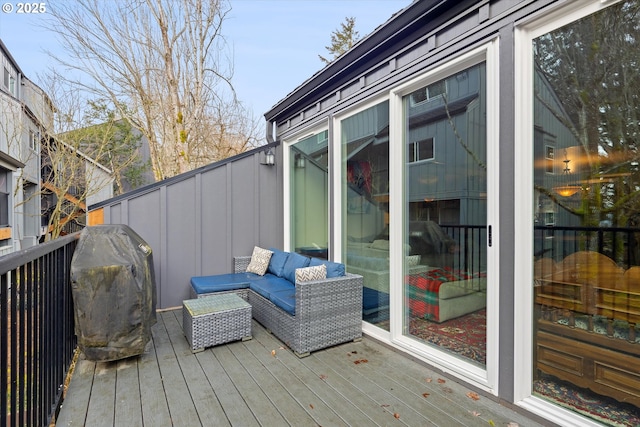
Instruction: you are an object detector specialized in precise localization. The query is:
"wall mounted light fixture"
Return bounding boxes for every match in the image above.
[261,148,275,166]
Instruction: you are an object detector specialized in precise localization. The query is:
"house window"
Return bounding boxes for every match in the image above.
[0,169,8,227]
[289,130,329,258]
[3,67,8,89]
[30,130,39,151]
[525,0,640,422]
[408,138,434,163]
[403,60,488,366]
[545,145,554,174]
[340,100,390,329]
[409,80,447,105]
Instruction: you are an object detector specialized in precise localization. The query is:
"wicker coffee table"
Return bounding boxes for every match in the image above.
[183,293,252,352]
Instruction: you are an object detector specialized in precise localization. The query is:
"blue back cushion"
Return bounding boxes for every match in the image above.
[190,273,256,294]
[249,275,293,300]
[268,248,290,277]
[281,252,310,283]
[309,258,345,278]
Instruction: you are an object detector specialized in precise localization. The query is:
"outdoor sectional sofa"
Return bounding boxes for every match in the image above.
[190,248,363,357]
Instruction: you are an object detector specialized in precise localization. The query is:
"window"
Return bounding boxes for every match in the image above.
[0,169,8,227]
[289,130,329,258]
[524,0,640,422]
[403,61,488,367]
[29,130,39,151]
[340,101,390,329]
[409,80,447,105]
[408,138,434,163]
[3,67,8,89]
[544,145,554,174]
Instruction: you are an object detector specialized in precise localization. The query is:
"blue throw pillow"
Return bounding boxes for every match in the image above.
[268,248,290,277]
[309,257,345,278]
[281,252,310,283]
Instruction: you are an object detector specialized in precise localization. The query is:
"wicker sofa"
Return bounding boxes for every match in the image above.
[190,251,363,357]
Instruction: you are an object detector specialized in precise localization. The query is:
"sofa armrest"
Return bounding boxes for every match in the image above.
[234,256,251,273]
[295,273,363,320]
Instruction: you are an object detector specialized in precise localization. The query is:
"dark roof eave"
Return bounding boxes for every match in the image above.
[264,0,460,122]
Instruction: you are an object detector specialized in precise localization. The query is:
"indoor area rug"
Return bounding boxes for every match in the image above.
[378,309,487,364]
[409,308,487,364]
[534,375,640,427]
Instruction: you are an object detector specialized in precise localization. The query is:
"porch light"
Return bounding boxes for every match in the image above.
[295,154,306,168]
[261,148,275,166]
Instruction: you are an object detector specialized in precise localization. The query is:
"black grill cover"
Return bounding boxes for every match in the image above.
[70,224,157,361]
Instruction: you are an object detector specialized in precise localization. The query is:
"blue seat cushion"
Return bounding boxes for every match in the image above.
[190,272,258,294]
[249,274,294,300]
[281,252,311,283]
[269,289,296,316]
[362,287,390,313]
[267,248,290,276]
[309,257,345,278]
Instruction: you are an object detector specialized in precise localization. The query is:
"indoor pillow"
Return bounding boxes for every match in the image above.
[246,246,273,275]
[406,255,421,266]
[282,252,311,283]
[370,239,390,251]
[295,264,327,284]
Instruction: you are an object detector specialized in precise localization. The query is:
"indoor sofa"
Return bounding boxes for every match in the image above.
[190,248,363,357]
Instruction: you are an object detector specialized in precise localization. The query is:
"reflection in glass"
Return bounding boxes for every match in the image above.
[290,131,329,259]
[532,1,640,424]
[403,63,488,367]
[341,102,391,330]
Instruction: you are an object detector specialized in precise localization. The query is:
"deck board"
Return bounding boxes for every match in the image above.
[56,309,545,427]
[114,358,143,427]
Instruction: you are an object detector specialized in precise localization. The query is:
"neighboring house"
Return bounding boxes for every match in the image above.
[1,39,116,247]
[0,39,51,253]
[90,1,640,426]
[40,137,114,239]
[60,120,154,195]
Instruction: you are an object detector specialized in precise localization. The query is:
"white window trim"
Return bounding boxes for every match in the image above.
[387,39,500,395]
[514,1,622,425]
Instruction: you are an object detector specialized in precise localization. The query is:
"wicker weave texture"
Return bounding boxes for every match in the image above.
[183,294,251,352]
[191,287,249,301]
[236,252,363,356]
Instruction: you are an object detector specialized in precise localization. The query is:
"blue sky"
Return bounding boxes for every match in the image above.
[0,0,409,118]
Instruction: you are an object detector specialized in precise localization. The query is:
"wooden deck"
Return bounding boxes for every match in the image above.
[55,310,543,427]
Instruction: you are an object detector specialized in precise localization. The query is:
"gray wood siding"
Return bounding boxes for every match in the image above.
[96,146,282,309]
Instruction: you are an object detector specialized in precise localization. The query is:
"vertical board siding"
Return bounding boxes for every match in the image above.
[93,145,283,309]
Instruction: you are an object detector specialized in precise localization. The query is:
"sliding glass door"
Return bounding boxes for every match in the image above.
[402,62,488,367]
[340,101,391,330]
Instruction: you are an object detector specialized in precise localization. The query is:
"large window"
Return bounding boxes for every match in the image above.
[290,130,329,259]
[530,1,640,423]
[340,101,390,329]
[403,63,488,367]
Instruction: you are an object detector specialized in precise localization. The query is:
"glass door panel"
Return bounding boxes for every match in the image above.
[341,101,391,330]
[403,63,487,367]
[531,1,640,421]
[290,130,329,259]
